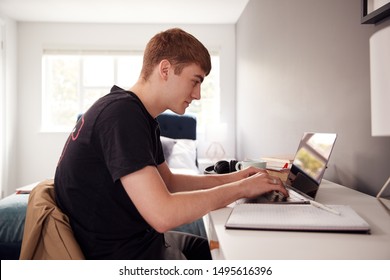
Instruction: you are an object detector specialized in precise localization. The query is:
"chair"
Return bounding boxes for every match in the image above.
[19,179,84,260]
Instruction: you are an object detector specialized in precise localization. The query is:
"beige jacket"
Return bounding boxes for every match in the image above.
[19,179,85,260]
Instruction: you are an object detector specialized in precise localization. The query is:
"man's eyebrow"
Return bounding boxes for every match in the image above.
[194,74,204,83]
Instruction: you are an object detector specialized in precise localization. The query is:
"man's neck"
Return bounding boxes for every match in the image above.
[129,79,165,118]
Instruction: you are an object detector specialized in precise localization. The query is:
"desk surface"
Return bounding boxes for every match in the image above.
[207,180,390,260]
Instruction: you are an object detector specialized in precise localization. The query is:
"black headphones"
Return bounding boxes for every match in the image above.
[204,160,238,174]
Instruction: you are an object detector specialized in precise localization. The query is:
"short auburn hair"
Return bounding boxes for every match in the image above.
[140,28,211,81]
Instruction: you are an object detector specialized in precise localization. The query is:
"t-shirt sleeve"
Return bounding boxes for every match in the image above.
[93,99,159,182]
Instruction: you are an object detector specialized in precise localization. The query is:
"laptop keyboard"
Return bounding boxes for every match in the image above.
[265,191,286,202]
[235,187,309,204]
[265,189,307,203]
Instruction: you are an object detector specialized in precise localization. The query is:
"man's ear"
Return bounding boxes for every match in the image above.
[159,59,171,80]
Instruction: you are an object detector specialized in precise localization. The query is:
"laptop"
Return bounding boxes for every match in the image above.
[247,132,337,204]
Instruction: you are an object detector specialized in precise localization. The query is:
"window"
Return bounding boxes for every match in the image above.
[42,51,143,132]
[187,55,220,134]
[42,50,220,135]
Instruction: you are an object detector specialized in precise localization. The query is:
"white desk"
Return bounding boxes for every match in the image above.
[206,180,390,260]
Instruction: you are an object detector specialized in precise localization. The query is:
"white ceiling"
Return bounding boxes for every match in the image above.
[0,0,249,24]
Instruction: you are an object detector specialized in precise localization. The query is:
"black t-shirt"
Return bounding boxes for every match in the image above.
[55,85,166,259]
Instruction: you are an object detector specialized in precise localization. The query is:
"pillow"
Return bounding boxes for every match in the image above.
[160,136,177,161]
[166,139,198,172]
[0,194,28,244]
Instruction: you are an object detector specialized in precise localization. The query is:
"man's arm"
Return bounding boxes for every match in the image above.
[121,164,286,233]
[157,161,265,192]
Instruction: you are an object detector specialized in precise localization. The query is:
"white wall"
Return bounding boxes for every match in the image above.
[9,23,236,195]
[236,0,390,196]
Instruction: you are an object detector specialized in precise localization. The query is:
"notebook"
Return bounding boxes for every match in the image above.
[249,132,337,204]
[225,203,371,233]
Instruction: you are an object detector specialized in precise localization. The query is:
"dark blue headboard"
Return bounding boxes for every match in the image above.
[156,113,197,140]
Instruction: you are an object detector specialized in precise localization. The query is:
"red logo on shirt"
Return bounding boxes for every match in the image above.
[57,115,85,165]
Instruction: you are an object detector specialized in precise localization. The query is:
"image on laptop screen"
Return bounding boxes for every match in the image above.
[286,133,337,199]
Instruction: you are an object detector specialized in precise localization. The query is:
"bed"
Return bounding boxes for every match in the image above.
[0,112,206,260]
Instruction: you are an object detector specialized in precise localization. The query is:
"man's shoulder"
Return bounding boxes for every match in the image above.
[91,87,140,114]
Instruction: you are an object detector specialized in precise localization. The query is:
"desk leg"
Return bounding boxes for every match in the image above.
[205,213,225,260]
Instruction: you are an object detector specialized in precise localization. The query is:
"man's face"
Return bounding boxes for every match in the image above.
[166,63,205,115]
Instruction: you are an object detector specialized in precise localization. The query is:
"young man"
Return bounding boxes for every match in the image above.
[55,28,287,260]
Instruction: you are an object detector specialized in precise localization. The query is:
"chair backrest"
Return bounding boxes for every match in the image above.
[19,179,85,260]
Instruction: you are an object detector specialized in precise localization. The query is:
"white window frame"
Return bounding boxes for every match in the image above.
[41,49,144,132]
[41,50,221,140]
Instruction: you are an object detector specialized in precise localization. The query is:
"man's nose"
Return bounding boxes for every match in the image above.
[192,87,201,100]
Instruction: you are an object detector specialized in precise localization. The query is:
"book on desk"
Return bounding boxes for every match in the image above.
[261,155,293,170]
[225,203,371,233]
[262,155,294,182]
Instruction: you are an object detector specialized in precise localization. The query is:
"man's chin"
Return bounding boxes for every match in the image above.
[169,108,185,115]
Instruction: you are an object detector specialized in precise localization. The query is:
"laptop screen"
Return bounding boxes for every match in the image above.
[286,133,337,199]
